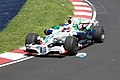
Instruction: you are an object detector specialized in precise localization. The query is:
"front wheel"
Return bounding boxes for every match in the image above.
[25,33,39,46]
[64,36,78,55]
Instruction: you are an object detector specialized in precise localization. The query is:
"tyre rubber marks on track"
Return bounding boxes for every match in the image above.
[70,0,93,19]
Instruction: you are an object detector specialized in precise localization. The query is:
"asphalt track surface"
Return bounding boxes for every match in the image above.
[0,0,120,80]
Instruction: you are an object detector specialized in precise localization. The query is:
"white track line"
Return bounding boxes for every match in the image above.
[84,0,96,20]
[0,56,34,68]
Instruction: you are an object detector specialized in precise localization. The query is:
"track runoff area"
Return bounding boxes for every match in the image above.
[0,0,96,67]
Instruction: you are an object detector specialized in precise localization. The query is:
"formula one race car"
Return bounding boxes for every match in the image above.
[25,18,105,55]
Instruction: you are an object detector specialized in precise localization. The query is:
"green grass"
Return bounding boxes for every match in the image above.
[0,0,73,53]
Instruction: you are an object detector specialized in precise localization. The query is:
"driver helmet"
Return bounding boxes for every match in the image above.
[61,24,72,32]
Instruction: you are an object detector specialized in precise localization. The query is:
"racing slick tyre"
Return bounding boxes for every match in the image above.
[25,33,39,46]
[64,36,78,55]
[93,27,105,43]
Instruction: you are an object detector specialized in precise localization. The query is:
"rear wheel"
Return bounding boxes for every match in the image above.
[64,36,78,55]
[25,33,39,46]
[93,27,105,43]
